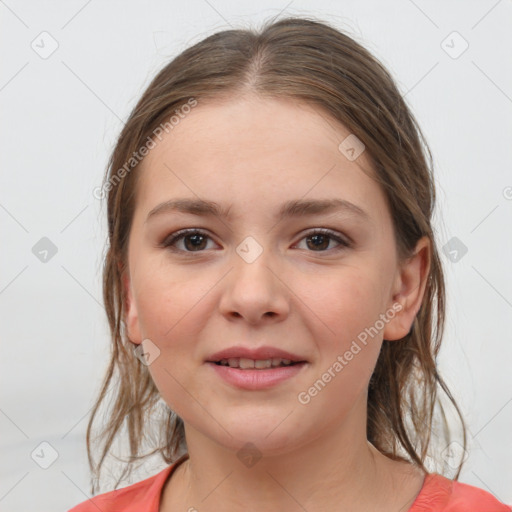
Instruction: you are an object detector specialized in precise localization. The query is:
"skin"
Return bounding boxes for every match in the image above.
[123,94,431,511]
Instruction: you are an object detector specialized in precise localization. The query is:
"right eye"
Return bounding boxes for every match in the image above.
[161,229,217,252]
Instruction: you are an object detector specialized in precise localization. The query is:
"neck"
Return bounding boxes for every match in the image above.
[163,395,410,511]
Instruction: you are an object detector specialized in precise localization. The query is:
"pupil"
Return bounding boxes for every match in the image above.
[307,234,328,250]
[186,234,206,251]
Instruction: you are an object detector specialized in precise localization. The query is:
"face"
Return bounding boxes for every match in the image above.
[123,95,428,456]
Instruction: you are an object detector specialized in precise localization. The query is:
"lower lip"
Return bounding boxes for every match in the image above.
[206,362,307,390]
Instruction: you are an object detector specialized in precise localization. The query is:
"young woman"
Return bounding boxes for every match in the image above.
[69,16,510,512]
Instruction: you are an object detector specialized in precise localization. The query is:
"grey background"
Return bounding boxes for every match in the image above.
[1,1,511,510]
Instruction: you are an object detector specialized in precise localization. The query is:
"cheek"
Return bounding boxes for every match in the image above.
[297,267,386,392]
[132,267,211,415]
[133,261,212,342]
[301,266,385,344]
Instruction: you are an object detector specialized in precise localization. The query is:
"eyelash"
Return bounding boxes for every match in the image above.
[161,228,351,254]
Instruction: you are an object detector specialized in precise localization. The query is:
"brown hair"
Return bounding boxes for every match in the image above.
[87,15,466,494]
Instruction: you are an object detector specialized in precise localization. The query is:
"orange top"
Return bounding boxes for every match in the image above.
[68,455,511,512]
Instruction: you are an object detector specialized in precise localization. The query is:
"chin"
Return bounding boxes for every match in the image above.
[204,419,307,458]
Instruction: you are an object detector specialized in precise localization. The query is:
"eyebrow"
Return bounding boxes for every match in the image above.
[145,198,370,223]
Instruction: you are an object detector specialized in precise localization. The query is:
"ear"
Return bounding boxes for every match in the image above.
[120,265,143,345]
[383,236,431,341]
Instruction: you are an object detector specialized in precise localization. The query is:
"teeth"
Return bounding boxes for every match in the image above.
[254,359,272,369]
[216,358,297,369]
[239,358,255,369]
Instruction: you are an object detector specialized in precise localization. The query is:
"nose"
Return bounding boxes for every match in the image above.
[218,246,290,325]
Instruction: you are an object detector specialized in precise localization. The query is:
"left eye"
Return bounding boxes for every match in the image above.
[161,228,350,253]
[294,229,350,252]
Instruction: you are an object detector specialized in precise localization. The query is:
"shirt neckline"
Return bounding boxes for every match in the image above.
[157,453,190,511]
[158,458,447,512]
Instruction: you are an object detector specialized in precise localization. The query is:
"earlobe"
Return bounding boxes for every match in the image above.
[383,236,431,341]
[121,268,143,345]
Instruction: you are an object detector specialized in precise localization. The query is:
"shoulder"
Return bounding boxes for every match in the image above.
[66,464,175,512]
[448,478,511,511]
[410,473,511,512]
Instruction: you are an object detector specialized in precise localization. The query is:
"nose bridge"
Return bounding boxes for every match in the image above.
[232,234,279,297]
[219,234,289,323]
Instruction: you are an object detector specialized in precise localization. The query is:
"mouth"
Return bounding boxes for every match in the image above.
[212,357,304,369]
[205,346,308,389]
[206,345,307,369]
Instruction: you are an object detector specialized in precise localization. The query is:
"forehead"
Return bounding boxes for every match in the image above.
[143,95,369,169]
[135,95,389,224]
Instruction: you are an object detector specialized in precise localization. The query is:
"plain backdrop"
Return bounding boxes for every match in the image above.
[1,1,511,510]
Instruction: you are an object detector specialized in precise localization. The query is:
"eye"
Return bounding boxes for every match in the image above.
[161,228,350,254]
[294,228,351,252]
[161,229,216,252]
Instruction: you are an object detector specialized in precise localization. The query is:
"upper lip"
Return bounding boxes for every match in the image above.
[206,345,307,363]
